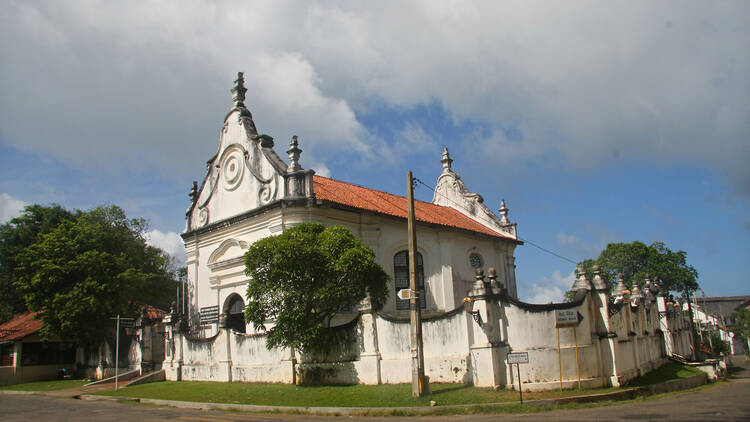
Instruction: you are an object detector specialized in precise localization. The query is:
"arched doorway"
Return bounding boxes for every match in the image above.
[224,294,246,333]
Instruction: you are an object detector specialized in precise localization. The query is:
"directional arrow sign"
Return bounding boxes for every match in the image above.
[555,309,584,328]
[397,289,416,300]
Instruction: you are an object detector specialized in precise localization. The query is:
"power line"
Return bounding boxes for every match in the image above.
[414,177,579,266]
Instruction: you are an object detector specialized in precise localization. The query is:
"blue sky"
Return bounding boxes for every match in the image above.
[1,1,748,301]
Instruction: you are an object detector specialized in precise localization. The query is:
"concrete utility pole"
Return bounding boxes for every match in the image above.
[407,171,429,397]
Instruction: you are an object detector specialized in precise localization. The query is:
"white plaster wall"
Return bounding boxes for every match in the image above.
[186,204,518,326]
[162,292,677,390]
[231,333,292,383]
[181,335,221,381]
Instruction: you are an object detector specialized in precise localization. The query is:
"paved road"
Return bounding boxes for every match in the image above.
[2,362,749,422]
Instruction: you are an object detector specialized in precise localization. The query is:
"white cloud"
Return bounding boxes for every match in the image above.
[521,269,576,304]
[1,2,748,194]
[393,121,438,158]
[0,193,26,224]
[146,229,186,266]
[311,163,331,178]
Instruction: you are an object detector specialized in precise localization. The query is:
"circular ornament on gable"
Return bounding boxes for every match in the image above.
[221,149,245,191]
[469,252,483,269]
[198,208,209,227]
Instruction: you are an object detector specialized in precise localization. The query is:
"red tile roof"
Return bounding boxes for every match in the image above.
[0,311,42,342]
[313,175,515,240]
[139,304,167,320]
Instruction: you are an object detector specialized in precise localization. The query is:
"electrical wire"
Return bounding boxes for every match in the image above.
[414,177,579,265]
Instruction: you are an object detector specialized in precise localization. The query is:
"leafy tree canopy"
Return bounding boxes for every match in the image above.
[733,308,750,346]
[0,204,76,322]
[579,241,699,295]
[12,205,176,345]
[244,223,389,355]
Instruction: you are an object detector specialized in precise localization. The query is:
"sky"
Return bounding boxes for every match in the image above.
[1,1,748,302]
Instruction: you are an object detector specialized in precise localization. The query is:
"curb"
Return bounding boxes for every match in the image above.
[74,373,711,416]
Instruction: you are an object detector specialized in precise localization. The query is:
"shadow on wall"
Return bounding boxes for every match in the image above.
[297,361,358,385]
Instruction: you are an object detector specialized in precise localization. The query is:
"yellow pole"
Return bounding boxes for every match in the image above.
[573,327,581,390]
[557,327,562,391]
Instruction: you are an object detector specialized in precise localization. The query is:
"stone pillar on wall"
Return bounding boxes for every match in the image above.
[657,294,674,357]
[630,283,644,375]
[357,297,382,384]
[280,347,297,384]
[218,312,233,382]
[467,268,506,388]
[591,266,622,387]
[164,313,184,381]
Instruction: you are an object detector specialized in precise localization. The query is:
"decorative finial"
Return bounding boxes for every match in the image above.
[440,147,453,173]
[231,72,247,107]
[472,268,486,291]
[287,136,302,172]
[571,264,590,291]
[189,181,198,202]
[591,264,607,291]
[499,199,509,225]
[488,267,502,296]
[643,275,654,302]
[613,272,627,301]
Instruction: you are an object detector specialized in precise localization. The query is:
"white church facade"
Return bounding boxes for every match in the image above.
[163,74,695,389]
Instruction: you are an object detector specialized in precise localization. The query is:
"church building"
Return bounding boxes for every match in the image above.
[166,74,690,389]
[182,73,521,336]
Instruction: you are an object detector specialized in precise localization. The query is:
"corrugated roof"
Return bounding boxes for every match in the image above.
[313,175,515,240]
[0,311,42,342]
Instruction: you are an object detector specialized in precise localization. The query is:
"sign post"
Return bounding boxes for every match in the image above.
[110,315,134,391]
[507,352,529,404]
[554,309,584,391]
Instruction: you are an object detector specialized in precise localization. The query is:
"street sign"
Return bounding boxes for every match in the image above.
[506,352,529,404]
[119,320,135,328]
[507,352,529,364]
[555,309,583,327]
[200,306,219,325]
[397,289,416,300]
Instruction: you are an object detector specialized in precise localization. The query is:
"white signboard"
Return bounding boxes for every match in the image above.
[397,289,416,300]
[507,352,529,364]
[555,309,581,327]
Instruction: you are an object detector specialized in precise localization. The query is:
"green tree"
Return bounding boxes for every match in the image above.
[733,308,750,355]
[244,223,389,356]
[13,205,175,345]
[705,331,730,355]
[578,241,698,295]
[0,204,76,322]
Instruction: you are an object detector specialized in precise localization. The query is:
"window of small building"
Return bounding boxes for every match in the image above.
[394,250,426,310]
[20,342,75,366]
[1,343,14,366]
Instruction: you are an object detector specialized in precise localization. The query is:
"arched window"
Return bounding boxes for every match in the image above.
[394,250,426,310]
[225,294,246,333]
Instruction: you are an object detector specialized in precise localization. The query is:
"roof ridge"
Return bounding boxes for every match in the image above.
[312,175,450,208]
[313,175,516,241]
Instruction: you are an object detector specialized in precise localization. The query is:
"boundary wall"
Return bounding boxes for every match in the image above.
[162,269,694,390]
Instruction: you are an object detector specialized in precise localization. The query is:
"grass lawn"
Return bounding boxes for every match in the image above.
[624,362,703,387]
[0,378,89,391]
[94,362,703,409]
[97,381,617,408]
